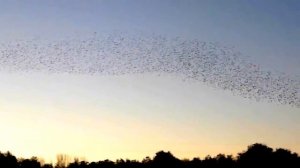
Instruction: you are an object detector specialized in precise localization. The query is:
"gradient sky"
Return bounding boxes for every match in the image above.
[0,0,299,163]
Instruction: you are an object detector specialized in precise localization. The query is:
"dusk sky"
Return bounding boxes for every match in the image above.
[0,0,299,163]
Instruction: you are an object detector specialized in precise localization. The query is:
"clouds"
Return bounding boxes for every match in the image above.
[0,32,299,107]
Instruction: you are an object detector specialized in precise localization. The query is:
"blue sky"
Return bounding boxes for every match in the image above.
[0,0,299,75]
[0,0,299,162]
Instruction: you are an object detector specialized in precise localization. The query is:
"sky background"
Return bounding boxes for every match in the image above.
[0,0,299,163]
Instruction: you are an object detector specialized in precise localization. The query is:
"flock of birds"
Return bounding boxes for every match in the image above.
[0,32,299,107]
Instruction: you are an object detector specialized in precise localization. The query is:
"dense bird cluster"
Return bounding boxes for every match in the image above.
[0,33,299,107]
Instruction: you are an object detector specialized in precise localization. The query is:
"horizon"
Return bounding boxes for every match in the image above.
[0,143,299,164]
[1,72,299,163]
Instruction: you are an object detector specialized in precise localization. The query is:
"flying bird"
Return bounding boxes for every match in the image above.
[0,33,299,107]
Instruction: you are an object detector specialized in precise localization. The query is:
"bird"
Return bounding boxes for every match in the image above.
[0,32,298,107]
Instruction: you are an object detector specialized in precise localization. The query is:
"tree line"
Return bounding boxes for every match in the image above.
[0,143,299,168]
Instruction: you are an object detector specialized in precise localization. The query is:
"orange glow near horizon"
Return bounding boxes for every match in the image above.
[0,73,299,163]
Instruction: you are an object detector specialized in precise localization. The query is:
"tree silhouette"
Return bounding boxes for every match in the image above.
[43,164,54,168]
[0,151,18,168]
[273,148,299,168]
[152,151,182,168]
[19,157,41,168]
[0,143,299,168]
[215,154,235,168]
[237,143,273,168]
[55,154,71,168]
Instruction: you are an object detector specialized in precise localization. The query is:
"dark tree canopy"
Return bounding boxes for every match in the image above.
[0,143,299,168]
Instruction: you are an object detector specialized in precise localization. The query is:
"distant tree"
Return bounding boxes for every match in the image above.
[116,158,125,167]
[141,156,152,168]
[67,159,80,168]
[55,154,71,168]
[181,158,191,168]
[97,159,115,168]
[0,151,18,168]
[273,148,299,168]
[19,157,41,168]
[0,143,300,168]
[78,161,88,168]
[237,143,273,168]
[43,163,54,168]
[189,157,202,168]
[88,162,98,168]
[142,156,152,164]
[215,154,235,168]
[67,157,88,168]
[202,155,217,168]
[152,151,181,168]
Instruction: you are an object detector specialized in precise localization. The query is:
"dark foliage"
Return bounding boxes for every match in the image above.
[0,143,299,168]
